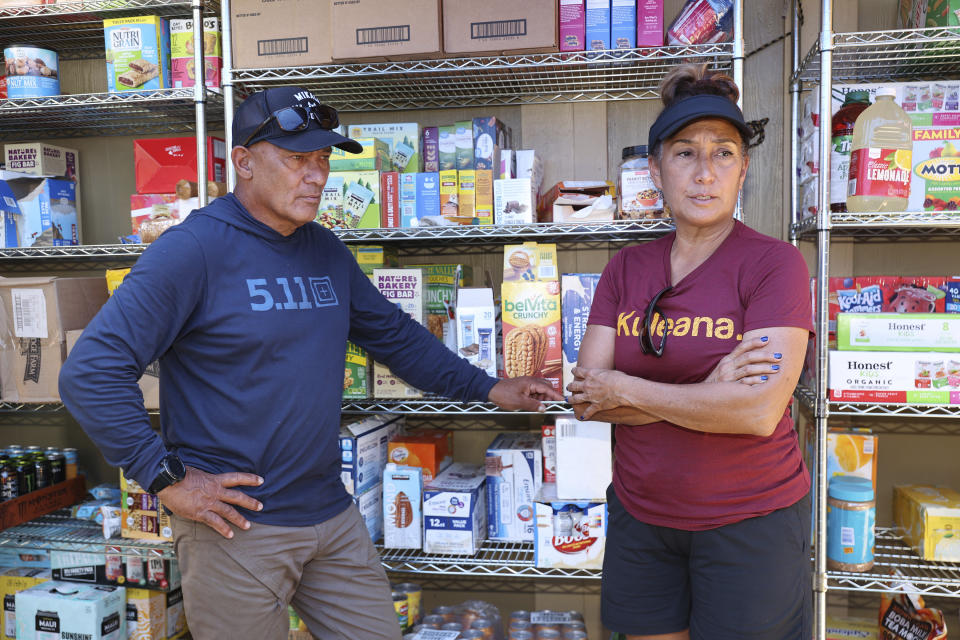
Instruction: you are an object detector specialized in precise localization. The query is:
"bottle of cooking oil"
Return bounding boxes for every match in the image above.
[847,87,913,212]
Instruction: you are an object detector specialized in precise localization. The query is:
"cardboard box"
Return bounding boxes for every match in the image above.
[585,0,611,50]
[230,0,331,69]
[347,124,419,174]
[442,0,558,55]
[353,483,383,542]
[4,177,78,246]
[120,471,173,543]
[837,313,960,352]
[438,125,457,171]
[494,178,535,225]
[533,483,606,570]
[380,171,400,227]
[16,581,125,640]
[343,342,371,400]
[130,194,197,237]
[485,433,543,542]
[827,276,949,334]
[554,416,611,500]
[101,269,160,410]
[0,181,22,249]
[133,136,226,195]
[561,274,601,390]
[637,0,664,46]
[383,463,423,549]
[170,17,222,89]
[826,616,878,640]
[0,277,108,403]
[560,0,586,51]
[454,121,474,171]
[331,0,441,61]
[947,279,960,313]
[503,242,558,282]
[541,423,556,484]
[439,170,459,219]
[103,16,171,92]
[400,173,418,227]
[456,288,497,378]
[339,415,402,496]
[893,484,960,561]
[51,546,179,591]
[457,170,477,222]
[903,0,960,26]
[515,150,543,198]
[388,430,452,483]
[472,116,506,172]
[423,463,486,555]
[502,280,562,392]
[539,180,616,223]
[373,269,424,398]
[331,138,392,173]
[422,127,439,173]
[352,245,399,275]
[0,568,51,640]
[829,350,960,404]
[406,264,468,346]
[475,170,494,225]
[126,587,186,640]
[416,173,441,220]
[316,171,381,229]
[610,0,636,48]
[4,143,78,180]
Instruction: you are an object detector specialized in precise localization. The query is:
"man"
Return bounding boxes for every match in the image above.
[59,86,562,640]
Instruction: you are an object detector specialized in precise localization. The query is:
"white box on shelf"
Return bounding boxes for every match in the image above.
[554,415,611,500]
[353,482,383,542]
[339,415,404,496]
[423,463,486,555]
[383,463,423,550]
[485,433,543,542]
[455,288,497,378]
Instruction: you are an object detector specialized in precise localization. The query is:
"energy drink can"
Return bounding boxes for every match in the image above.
[0,456,17,501]
[393,583,422,625]
[392,592,408,631]
[15,456,35,495]
[33,451,51,489]
[45,448,66,484]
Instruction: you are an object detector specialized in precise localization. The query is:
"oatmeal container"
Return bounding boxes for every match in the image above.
[826,475,875,572]
[618,145,664,219]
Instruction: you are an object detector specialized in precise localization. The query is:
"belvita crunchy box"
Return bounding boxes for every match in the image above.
[502,281,562,392]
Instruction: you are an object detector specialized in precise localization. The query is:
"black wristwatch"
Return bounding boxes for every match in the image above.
[148,453,186,494]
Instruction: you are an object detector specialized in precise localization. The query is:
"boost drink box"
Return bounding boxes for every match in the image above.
[837,312,960,351]
[126,587,187,640]
[343,341,370,399]
[373,269,424,398]
[533,483,607,570]
[103,16,171,92]
[559,0,586,51]
[502,280,562,392]
[561,274,601,390]
[382,463,423,550]
[423,463,487,555]
[120,471,172,542]
[829,350,960,404]
[387,430,452,483]
[554,416,612,500]
[347,124,419,173]
[585,0,612,50]
[893,484,960,562]
[316,171,381,229]
[353,483,383,542]
[330,138,392,172]
[170,17,222,89]
[0,568,51,640]
[339,415,403,496]
[456,288,497,378]
[485,433,543,542]
[16,582,125,640]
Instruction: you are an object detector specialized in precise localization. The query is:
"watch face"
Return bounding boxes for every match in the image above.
[166,455,186,480]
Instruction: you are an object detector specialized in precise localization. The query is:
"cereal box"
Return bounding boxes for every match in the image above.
[422,126,439,173]
[0,568,50,640]
[416,172,441,221]
[637,0,664,46]
[455,120,474,170]
[610,0,636,48]
[346,123,419,173]
[423,463,487,555]
[120,470,172,542]
[561,274,601,390]
[330,138,392,172]
[0,180,22,248]
[103,16,171,92]
[475,169,494,225]
[343,342,370,399]
[457,170,476,222]
[339,415,402,496]
[559,0,586,51]
[456,288,497,378]
[503,242,558,282]
[4,143,78,180]
[533,483,607,570]
[388,430,452,483]
[439,170,459,220]
[400,173,418,227]
[438,125,457,171]
[383,463,423,550]
[170,17,222,89]
[16,582,125,640]
[585,0,611,50]
[373,269,424,398]
[406,263,470,348]
[352,244,399,275]
[485,433,543,542]
[502,280,562,393]
[316,171,381,230]
[829,350,960,404]
[837,313,960,352]
[472,117,506,171]
[893,484,960,561]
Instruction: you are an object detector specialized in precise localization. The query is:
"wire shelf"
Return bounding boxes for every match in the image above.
[232,45,733,111]
[343,399,573,416]
[0,90,222,142]
[794,386,960,425]
[791,212,960,240]
[376,540,600,580]
[0,0,219,60]
[0,402,67,414]
[828,528,960,598]
[794,27,960,86]
[0,515,175,559]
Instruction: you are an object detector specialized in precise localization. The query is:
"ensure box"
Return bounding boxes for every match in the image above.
[585,0,611,50]
[486,433,543,542]
[5,177,78,246]
[104,16,171,92]
[354,483,383,542]
[533,483,607,570]
[347,123,419,173]
[339,415,402,496]
[456,288,497,378]
[423,463,486,555]
[837,313,960,352]
[561,274,601,390]
[560,0,586,51]
[16,582,125,640]
[610,0,636,48]
[383,463,423,550]
[829,350,960,404]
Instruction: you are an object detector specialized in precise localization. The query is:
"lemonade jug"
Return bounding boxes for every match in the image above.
[847,87,913,212]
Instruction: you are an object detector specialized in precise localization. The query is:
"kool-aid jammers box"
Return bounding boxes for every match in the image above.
[828,276,949,332]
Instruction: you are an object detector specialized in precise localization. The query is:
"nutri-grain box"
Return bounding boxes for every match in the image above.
[373,269,424,398]
[103,16,171,92]
[502,280,562,392]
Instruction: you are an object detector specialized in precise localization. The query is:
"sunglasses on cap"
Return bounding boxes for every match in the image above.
[639,285,672,358]
[241,103,340,148]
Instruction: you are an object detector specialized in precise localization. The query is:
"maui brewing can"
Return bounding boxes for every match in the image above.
[34,610,59,640]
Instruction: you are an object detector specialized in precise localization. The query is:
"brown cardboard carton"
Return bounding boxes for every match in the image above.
[331,0,442,61]
[0,277,108,403]
[443,0,559,55]
[230,0,332,69]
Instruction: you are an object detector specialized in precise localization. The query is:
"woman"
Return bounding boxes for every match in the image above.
[567,64,813,640]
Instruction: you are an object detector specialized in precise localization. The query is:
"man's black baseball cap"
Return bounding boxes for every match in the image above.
[233,86,362,153]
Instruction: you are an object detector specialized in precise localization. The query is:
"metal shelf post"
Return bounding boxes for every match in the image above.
[193,0,208,206]
[220,0,236,190]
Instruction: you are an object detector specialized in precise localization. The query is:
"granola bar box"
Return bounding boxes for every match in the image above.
[104,16,172,92]
[502,280,562,393]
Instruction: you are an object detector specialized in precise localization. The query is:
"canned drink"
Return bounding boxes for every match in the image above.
[46,448,66,485]
[15,456,35,495]
[510,620,532,632]
[33,452,51,490]
[62,448,78,479]
[563,631,588,639]
[470,618,495,640]
[421,614,445,629]
[511,610,531,622]
[394,583,422,625]
[104,548,123,582]
[432,606,457,624]
[441,622,463,632]
[461,631,485,639]
[147,557,167,588]
[125,555,144,584]
[392,593,408,631]
[509,631,534,640]
[0,456,16,502]
[538,630,562,639]
[24,446,41,454]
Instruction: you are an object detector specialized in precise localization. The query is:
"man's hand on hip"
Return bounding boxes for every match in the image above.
[488,377,564,412]
[158,466,264,539]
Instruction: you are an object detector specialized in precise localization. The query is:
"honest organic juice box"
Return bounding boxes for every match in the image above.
[502,280,562,393]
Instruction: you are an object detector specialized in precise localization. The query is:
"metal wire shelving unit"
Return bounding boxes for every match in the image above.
[794,386,960,432]
[0,514,175,560]
[342,398,572,416]
[792,212,960,239]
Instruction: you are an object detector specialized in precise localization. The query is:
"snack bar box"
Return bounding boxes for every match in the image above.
[104,16,171,92]
[339,415,403,496]
[837,313,960,352]
[533,483,606,570]
[133,136,226,194]
[829,350,960,404]
[423,463,486,555]
[485,433,543,542]
[893,484,960,562]
[120,470,173,543]
[16,581,125,640]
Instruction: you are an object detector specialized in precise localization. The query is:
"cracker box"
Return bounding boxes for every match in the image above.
[502,280,562,392]
[423,463,487,555]
[316,171,381,230]
[893,484,960,561]
[485,433,543,542]
[455,120,474,170]
[120,471,172,542]
[339,415,403,496]
[494,178,535,225]
[637,0,664,46]
[585,0,611,50]
[422,126,439,173]
[406,263,469,347]
[439,170,459,219]
[383,463,423,550]
[541,423,557,484]
[388,430,452,483]
[373,269,424,398]
[610,0,636,48]
[0,568,50,640]
[562,274,601,390]
[826,429,878,494]
[126,587,187,640]
[475,170,494,225]
[438,125,457,171]
[353,483,383,542]
[554,416,612,500]
[503,242,558,282]
[380,171,400,227]
[456,288,497,378]
[560,0,586,51]
[4,143,78,180]
[533,483,607,570]
[829,350,960,404]
[948,279,960,313]
[343,342,370,400]
[837,313,960,352]
[170,17,222,89]
[352,245,399,275]
[457,170,476,222]
[0,180,22,248]
[104,16,171,92]
[4,177,78,246]
[331,138,392,173]
[16,582,125,640]
[346,123,419,173]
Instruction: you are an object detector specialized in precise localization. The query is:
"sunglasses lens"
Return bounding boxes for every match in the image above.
[318,106,339,130]
[275,107,308,132]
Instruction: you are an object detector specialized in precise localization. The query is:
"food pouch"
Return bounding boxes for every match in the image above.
[879,590,947,640]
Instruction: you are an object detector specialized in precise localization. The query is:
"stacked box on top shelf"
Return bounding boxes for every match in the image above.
[170,17,222,89]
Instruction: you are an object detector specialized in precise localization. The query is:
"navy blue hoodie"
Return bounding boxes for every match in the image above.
[59,193,497,526]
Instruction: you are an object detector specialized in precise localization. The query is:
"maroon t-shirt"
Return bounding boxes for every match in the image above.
[588,221,813,531]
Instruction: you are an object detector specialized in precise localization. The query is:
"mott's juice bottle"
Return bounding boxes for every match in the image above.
[830,90,871,212]
[847,87,913,212]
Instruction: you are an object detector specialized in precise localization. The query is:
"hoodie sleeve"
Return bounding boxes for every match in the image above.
[346,259,497,402]
[59,226,207,489]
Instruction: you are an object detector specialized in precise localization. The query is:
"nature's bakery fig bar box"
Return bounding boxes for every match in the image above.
[373,269,424,398]
[331,0,442,61]
[502,280,562,393]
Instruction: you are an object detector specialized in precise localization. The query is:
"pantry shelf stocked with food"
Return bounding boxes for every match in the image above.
[0,514,176,562]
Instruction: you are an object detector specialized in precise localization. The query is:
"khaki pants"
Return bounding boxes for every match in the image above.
[171,504,402,640]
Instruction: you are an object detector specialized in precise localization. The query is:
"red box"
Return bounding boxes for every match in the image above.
[134,136,227,195]
[380,171,400,228]
[0,76,6,100]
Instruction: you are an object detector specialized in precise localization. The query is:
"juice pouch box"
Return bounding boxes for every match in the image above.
[104,16,171,92]
[825,429,878,494]
[893,484,960,562]
[837,313,960,352]
[347,124,419,173]
[387,430,452,483]
[502,280,562,393]
[887,276,947,313]
[486,433,543,542]
[382,463,422,550]
[827,276,897,333]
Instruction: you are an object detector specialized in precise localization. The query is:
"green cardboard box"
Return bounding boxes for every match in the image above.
[331,138,393,172]
[837,312,960,352]
[316,171,381,229]
[343,342,370,399]
[347,123,419,173]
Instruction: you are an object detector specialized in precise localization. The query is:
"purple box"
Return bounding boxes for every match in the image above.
[637,0,664,47]
[560,0,586,51]
[422,126,439,173]
[947,280,960,313]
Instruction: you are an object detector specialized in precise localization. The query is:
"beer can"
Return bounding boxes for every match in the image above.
[62,447,78,479]
[147,556,167,589]
[33,452,51,490]
[0,457,16,502]
[393,583,422,625]
[392,592,408,631]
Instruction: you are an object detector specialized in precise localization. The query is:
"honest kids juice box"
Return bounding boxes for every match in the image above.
[104,16,171,92]
[502,280,562,393]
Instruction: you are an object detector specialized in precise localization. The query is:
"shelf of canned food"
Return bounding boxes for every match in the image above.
[0,0,220,60]
[794,385,960,424]
[793,27,960,87]
[0,514,176,559]
[790,212,960,240]
[231,44,733,111]
[376,540,601,580]
[0,89,224,142]
[827,527,960,598]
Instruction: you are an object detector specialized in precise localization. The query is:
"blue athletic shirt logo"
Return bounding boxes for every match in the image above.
[245,277,339,311]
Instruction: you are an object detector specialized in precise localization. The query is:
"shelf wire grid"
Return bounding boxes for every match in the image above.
[0,0,220,59]
[232,45,733,111]
[0,514,175,559]
[791,212,960,240]
[795,386,960,424]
